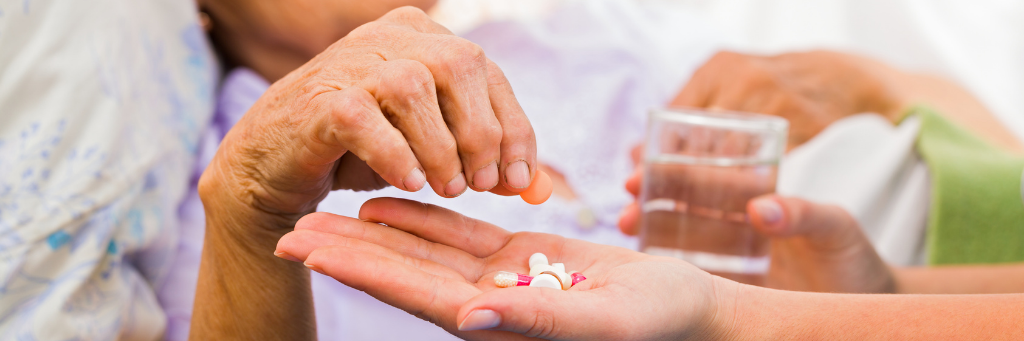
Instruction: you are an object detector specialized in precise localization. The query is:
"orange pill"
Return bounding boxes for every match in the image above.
[519,170,552,205]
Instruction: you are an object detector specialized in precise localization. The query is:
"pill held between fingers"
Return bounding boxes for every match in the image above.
[528,274,562,289]
[529,253,549,269]
[520,170,552,205]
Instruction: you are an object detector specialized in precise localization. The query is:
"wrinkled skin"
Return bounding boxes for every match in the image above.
[192,7,537,339]
[671,50,903,148]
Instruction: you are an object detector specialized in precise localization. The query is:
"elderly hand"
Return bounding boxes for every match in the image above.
[673,50,904,147]
[199,7,536,232]
[618,167,895,294]
[275,198,735,341]
[191,7,537,339]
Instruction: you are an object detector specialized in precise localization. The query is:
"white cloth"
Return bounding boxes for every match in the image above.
[0,0,217,339]
[780,114,930,266]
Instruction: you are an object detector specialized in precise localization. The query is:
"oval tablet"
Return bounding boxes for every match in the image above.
[519,170,552,205]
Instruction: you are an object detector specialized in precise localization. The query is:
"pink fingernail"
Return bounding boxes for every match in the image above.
[505,160,531,189]
[403,168,426,192]
[473,162,499,190]
[753,199,783,225]
[304,262,323,274]
[274,251,302,262]
[445,173,468,197]
[458,309,501,331]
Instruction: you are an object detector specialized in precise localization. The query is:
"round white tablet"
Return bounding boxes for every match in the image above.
[528,274,562,290]
[529,253,549,269]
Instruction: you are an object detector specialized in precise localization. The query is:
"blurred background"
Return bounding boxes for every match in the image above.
[431,0,1024,141]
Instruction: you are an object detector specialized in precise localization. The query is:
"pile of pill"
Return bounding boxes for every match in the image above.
[493,252,585,290]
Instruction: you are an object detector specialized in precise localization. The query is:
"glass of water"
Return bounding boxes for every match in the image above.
[639,107,788,285]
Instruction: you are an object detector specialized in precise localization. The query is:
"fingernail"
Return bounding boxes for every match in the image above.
[472,162,499,190]
[505,160,531,189]
[445,173,468,197]
[274,251,302,262]
[753,199,783,225]
[304,262,323,274]
[403,168,426,192]
[458,309,501,331]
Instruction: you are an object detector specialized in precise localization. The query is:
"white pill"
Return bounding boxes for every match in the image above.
[530,264,555,277]
[529,274,562,289]
[551,263,565,273]
[529,253,549,269]
[541,270,572,290]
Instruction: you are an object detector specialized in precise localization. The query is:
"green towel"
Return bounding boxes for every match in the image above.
[909,107,1024,265]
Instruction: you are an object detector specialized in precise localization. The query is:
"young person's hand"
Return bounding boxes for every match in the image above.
[276,198,737,341]
[619,168,895,294]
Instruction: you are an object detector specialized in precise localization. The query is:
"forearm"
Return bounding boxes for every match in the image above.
[189,182,315,340]
[894,264,1024,294]
[729,283,1024,340]
[860,56,1024,153]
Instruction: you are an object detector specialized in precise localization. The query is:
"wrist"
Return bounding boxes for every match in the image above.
[711,279,783,341]
[685,276,745,341]
[198,161,302,235]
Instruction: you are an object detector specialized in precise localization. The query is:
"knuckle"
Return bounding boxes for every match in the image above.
[444,39,487,69]
[385,6,430,20]
[386,60,434,99]
[458,122,502,154]
[485,59,508,85]
[331,91,375,129]
[345,21,388,42]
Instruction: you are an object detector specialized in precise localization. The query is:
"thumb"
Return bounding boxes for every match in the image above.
[747,195,864,249]
[456,287,610,340]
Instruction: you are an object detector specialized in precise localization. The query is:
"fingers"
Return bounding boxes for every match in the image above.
[617,201,641,236]
[747,195,864,248]
[311,86,426,192]
[302,244,478,327]
[386,33,504,193]
[276,227,466,281]
[625,166,642,197]
[289,211,484,279]
[358,198,512,258]
[372,59,466,197]
[485,60,537,192]
[629,143,643,166]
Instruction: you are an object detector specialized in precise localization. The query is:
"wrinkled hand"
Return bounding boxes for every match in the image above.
[618,164,895,293]
[199,7,536,231]
[674,50,903,147]
[275,198,735,341]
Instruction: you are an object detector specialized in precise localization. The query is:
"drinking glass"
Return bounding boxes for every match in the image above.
[639,107,788,285]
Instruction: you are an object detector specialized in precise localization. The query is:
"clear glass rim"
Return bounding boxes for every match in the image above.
[649,107,789,133]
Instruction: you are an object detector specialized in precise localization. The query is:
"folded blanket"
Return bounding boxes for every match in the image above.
[911,107,1024,265]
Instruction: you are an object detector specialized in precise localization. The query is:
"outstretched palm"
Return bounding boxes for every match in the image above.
[276,198,722,341]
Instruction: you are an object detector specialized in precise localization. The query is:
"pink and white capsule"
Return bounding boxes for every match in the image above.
[494,271,533,288]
